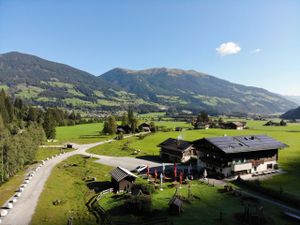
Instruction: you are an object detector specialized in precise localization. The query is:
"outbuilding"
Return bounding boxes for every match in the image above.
[110,166,137,192]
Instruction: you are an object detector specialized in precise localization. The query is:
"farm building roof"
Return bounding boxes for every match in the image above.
[203,135,287,154]
[110,166,137,182]
[157,138,193,151]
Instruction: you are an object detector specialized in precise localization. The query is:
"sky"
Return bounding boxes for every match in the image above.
[0,0,299,95]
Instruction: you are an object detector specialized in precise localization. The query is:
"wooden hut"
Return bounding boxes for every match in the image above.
[169,197,183,215]
[110,166,137,192]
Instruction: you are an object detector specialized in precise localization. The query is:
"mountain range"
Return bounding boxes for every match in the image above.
[0,52,296,114]
[284,96,300,105]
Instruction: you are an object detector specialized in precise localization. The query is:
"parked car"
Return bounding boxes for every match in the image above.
[132,165,147,173]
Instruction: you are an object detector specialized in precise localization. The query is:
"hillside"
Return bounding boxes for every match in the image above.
[0,52,296,114]
[0,52,153,111]
[281,107,300,119]
[100,68,296,114]
[284,95,300,105]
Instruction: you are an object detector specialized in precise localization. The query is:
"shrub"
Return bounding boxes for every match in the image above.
[124,195,152,214]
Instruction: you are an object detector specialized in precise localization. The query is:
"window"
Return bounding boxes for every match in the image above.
[267,164,273,169]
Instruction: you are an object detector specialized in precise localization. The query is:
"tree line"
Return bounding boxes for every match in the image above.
[0,90,46,184]
[0,90,87,185]
[102,109,156,135]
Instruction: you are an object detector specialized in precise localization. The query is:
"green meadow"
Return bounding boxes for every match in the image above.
[100,180,296,225]
[29,155,297,225]
[55,119,300,197]
[88,120,300,198]
[55,122,114,144]
[30,155,113,225]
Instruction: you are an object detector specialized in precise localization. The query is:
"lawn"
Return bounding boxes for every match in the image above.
[99,179,297,225]
[30,155,113,225]
[55,122,114,144]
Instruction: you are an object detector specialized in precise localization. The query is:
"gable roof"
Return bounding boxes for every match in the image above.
[158,138,193,151]
[110,166,137,182]
[202,135,287,154]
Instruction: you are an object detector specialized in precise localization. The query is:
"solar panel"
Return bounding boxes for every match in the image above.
[205,135,287,154]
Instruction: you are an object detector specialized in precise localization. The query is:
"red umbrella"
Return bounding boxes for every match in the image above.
[146,165,150,178]
[174,162,177,181]
[154,169,158,182]
[179,171,183,185]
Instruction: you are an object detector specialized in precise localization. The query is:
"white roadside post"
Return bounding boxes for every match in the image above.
[160,173,163,191]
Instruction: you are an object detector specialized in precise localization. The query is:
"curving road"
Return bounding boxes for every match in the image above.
[0,135,161,225]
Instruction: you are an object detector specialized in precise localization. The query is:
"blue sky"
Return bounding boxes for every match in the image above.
[1,0,299,95]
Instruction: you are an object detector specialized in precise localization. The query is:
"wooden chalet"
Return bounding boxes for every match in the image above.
[158,138,195,163]
[221,121,246,130]
[117,125,131,134]
[194,122,210,130]
[194,135,287,179]
[138,123,151,132]
[110,166,137,192]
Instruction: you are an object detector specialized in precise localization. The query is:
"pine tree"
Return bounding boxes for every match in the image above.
[102,115,117,135]
[0,89,10,123]
[128,109,138,133]
[121,112,129,126]
[43,109,56,139]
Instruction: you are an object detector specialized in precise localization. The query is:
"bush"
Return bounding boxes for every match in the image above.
[133,183,155,194]
[124,195,152,214]
[116,132,124,140]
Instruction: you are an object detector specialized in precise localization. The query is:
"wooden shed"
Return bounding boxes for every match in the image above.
[169,197,184,215]
[110,166,137,192]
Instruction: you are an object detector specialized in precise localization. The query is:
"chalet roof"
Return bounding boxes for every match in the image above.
[110,166,137,182]
[169,197,183,207]
[139,123,150,127]
[202,135,287,154]
[224,121,246,127]
[158,138,193,151]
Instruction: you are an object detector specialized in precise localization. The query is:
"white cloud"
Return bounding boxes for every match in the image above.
[216,42,241,56]
[251,48,262,54]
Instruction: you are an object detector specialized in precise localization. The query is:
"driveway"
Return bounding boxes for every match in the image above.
[0,135,162,225]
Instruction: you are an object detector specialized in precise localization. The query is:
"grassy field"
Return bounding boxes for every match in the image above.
[30,155,113,225]
[100,179,296,225]
[88,120,300,198]
[29,154,297,225]
[54,119,300,197]
[0,170,27,206]
[35,147,74,161]
[55,122,114,144]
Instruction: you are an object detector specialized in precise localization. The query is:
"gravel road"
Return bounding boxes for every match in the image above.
[0,136,161,225]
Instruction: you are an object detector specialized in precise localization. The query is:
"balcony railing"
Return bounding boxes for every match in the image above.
[232,162,252,172]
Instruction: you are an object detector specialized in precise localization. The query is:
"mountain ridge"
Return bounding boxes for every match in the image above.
[100,67,296,114]
[0,51,297,114]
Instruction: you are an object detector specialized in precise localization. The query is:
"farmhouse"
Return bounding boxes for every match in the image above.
[194,135,287,179]
[117,125,131,134]
[110,166,137,192]
[138,123,151,132]
[221,121,246,130]
[158,138,195,163]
